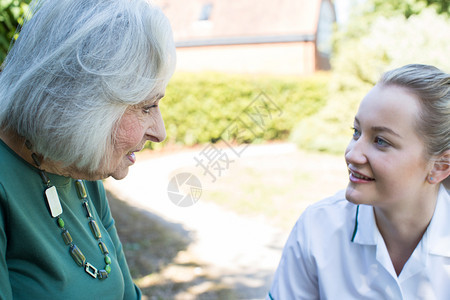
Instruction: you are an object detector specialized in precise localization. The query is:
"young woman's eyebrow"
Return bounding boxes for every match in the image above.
[355,117,401,138]
[371,126,401,138]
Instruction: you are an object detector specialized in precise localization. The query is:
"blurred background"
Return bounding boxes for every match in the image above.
[1,0,449,299]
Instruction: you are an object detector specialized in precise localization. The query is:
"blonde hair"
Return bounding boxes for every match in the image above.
[379,64,450,157]
[0,0,176,171]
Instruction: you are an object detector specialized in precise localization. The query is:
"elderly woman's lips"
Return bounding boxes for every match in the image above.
[126,152,136,163]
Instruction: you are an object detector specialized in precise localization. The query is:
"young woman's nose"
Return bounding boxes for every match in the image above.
[345,138,368,166]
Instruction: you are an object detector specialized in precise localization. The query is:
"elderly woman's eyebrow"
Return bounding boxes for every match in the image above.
[148,93,165,102]
[139,93,164,106]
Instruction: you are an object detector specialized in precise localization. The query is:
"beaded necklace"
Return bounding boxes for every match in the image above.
[25,141,111,280]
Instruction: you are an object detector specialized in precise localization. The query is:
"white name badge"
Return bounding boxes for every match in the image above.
[45,186,63,217]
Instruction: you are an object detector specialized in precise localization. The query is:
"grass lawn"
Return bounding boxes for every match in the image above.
[186,147,349,230]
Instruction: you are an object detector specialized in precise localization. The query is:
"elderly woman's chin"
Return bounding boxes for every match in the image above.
[110,166,131,180]
[109,152,139,179]
[78,155,134,181]
[100,157,134,180]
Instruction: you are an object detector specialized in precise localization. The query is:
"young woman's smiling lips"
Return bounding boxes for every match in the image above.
[348,167,375,183]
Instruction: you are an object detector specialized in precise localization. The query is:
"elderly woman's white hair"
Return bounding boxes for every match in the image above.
[0,0,176,172]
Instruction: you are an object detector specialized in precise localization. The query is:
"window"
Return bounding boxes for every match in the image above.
[199,3,213,21]
[316,0,335,58]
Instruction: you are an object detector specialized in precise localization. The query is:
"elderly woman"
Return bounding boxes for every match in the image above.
[268,64,450,299]
[0,0,175,298]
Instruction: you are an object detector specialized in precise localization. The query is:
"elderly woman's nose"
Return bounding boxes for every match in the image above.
[146,109,166,143]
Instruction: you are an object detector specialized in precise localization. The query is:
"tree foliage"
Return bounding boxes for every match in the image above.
[366,0,449,18]
[0,0,30,64]
[291,0,450,154]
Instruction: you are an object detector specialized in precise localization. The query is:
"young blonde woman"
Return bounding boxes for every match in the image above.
[268,64,450,299]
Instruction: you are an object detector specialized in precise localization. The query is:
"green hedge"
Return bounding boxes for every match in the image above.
[153,72,330,149]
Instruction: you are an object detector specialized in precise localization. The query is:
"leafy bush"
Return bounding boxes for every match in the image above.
[153,72,330,149]
[291,8,450,154]
[0,0,30,64]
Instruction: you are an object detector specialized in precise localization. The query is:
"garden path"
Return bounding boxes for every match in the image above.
[104,143,346,299]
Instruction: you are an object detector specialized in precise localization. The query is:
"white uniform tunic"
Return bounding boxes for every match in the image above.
[268,186,450,300]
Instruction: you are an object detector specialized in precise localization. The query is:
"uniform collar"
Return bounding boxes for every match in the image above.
[351,185,450,257]
[427,185,450,257]
[351,204,377,245]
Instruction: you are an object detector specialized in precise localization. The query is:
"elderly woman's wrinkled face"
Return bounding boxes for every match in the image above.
[104,92,166,180]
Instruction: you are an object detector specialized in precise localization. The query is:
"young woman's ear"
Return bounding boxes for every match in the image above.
[429,150,450,185]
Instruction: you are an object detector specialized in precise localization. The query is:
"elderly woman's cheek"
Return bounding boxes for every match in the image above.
[115,115,145,152]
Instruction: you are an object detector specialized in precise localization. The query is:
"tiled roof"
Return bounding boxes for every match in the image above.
[155,0,323,42]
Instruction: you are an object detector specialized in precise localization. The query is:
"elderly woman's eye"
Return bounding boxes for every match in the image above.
[143,105,157,114]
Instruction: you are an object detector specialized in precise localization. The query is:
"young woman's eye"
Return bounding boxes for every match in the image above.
[351,127,361,139]
[375,137,389,147]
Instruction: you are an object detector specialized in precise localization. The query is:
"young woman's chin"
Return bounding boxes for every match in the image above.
[345,184,367,205]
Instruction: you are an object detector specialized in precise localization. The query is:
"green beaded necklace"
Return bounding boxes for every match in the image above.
[25,141,111,280]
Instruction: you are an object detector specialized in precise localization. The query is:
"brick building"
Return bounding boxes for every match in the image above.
[156,0,336,75]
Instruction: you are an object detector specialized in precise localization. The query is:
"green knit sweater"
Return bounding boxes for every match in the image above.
[0,139,141,299]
